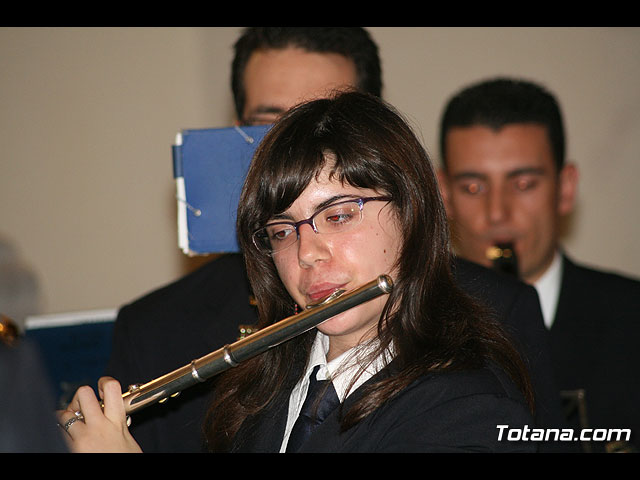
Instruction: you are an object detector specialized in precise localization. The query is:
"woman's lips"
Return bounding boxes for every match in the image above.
[305,283,348,302]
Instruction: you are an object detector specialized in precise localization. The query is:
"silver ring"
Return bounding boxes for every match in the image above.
[74,410,85,421]
[63,416,80,432]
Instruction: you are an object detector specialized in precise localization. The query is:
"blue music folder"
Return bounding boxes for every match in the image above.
[173,125,271,255]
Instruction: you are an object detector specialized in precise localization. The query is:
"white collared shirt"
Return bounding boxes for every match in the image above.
[533,251,563,329]
[279,331,392,452]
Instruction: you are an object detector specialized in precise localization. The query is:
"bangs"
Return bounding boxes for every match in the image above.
[250,117,394,226]
[253,141,327,221]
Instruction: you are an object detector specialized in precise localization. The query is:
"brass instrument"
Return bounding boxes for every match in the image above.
[486,242,518,277]
[119,275,393,415]
[0,314,19,346]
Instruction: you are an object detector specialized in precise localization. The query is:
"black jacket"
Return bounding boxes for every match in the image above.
[549,255,640,451]
[231,361,535,453]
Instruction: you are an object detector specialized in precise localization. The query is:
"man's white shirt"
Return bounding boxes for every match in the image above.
[533,251,563,329]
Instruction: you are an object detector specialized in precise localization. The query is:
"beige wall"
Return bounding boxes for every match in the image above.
[1,27,639,319]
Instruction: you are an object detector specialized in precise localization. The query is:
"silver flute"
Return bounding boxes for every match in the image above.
[120,274,393,414]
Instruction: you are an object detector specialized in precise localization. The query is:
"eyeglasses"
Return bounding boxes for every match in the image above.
[252,196,392,255]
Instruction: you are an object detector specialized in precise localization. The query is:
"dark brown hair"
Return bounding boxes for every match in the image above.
[439,77,565,171]
[231,27,382,122]
[204,91,534,451]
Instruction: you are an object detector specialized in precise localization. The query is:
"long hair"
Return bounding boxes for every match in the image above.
[204,91,533,451]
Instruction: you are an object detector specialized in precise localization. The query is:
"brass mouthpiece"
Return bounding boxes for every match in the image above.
[486,243,518,277]
[486,245,514,261]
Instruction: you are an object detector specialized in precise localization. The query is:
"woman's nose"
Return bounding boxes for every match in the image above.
[296,223,331,267]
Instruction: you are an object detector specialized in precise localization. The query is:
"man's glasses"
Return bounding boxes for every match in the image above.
[252,196,392,255]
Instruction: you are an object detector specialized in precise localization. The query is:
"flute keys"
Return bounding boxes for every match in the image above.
[158,391,181,404]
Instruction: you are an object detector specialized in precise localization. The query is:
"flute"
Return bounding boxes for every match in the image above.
[120,274,393,415]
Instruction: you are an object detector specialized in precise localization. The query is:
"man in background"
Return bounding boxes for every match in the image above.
[106,29,561,452]
[437,77,640,452]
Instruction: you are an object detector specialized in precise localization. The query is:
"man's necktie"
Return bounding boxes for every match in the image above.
[286,365,340,452]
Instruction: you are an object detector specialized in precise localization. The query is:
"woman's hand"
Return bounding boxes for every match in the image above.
[57,377,142,453]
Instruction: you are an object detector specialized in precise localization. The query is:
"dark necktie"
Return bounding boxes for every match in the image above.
[286,365,340,452]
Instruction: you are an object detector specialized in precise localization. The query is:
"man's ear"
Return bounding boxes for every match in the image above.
[558,162,579,216]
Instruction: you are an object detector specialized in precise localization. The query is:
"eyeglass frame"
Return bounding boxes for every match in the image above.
[252,195,393,255]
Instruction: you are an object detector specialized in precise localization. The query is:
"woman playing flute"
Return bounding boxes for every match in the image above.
[59,91,536,453]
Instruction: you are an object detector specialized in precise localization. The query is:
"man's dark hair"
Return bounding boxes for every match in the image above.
[439,77,566,171]
[231,27,382,120]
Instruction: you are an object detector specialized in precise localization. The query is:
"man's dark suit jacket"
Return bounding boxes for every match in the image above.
[549,255,640,452]
[229,361,535,453]
[105,253,564,452]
